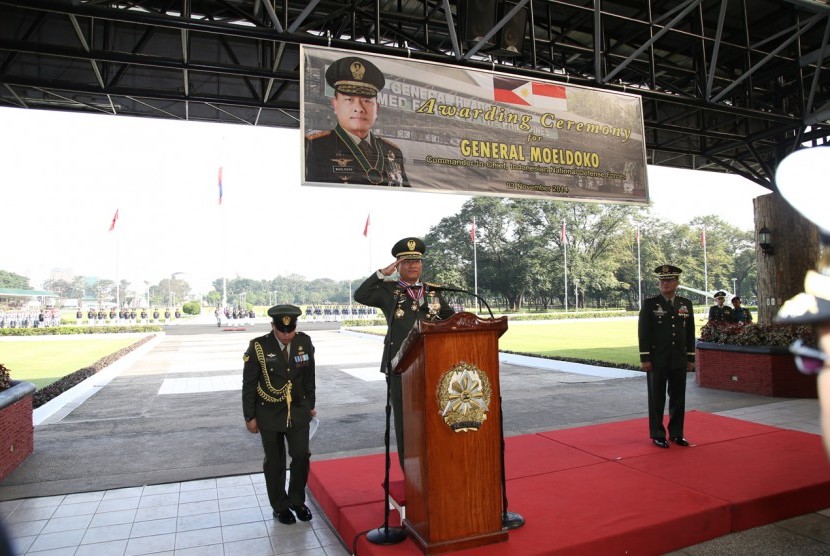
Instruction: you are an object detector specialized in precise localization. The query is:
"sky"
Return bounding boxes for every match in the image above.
[0,107,770,296]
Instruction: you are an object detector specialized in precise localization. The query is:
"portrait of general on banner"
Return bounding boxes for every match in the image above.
[301,45,649,204]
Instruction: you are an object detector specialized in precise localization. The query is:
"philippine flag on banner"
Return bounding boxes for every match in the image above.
[493,76,532,106]
[494,77,568,111]
[532,82,567,111]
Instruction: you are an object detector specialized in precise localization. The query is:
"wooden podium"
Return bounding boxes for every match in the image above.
[391,312,509,554]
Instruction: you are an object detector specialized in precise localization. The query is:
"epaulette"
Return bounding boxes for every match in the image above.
[306,130,332,140]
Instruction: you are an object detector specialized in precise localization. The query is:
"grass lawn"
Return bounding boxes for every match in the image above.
[0,337,142,388]
[501,317,706,366]
[360,315,705,367]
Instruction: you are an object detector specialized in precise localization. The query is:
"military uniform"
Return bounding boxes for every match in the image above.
[242,305,316,524]
[638,265,696,445]
[353,237,454,468]
[708,291,732,322]
[305,126,409,186]
[731,296,752,323]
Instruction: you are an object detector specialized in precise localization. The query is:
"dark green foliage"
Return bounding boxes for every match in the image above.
[182,301,201,315]
[699,322,815,347]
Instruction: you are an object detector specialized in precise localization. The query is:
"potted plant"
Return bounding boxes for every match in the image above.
[0,363,36,481]
[696,322,817,397]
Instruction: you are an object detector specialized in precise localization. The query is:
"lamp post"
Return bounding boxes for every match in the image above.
[732,277,737,297]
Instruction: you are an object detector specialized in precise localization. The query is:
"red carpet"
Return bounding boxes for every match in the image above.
[308,411,830,555]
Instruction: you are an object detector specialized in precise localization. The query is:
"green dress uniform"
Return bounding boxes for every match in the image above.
[354,264,453,467]
[638,294,696,441]
[708,304,732,322]
[242,329,316,513]
[305,125,409,186]
[732,306,752,323]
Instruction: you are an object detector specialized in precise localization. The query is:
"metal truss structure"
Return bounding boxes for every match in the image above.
[2,0,829,189]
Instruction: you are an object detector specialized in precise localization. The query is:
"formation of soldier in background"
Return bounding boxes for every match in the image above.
[0,306,185,328]
[302,304,378,322]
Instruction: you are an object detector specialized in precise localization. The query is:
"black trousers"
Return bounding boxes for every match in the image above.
[259,423,310,512]
[646,366,686,439]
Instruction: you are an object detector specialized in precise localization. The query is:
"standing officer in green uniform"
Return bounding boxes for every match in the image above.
[242,305,316,525]
[731,296,753,323]
[305,56,409,186]
[354,237,454,469]
[638,265,696,448]
[708,291,732,322]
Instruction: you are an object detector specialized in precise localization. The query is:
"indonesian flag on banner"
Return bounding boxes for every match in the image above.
[108,209,119,232]
[363,213,370,237]
[532,82,567,111]
[470,219,476,242]
[218,166,223,205]
[561,221,567,244]
[493,76,532,106]
[701,227,707,247]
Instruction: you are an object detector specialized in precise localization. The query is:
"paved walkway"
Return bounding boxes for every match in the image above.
[0,319,828,555]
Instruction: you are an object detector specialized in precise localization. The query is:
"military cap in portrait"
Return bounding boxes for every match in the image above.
[392,237,426,260]
[654,264,682,280]
[268,304,302,332]
[714,291,727,299]
[325,56,385,97]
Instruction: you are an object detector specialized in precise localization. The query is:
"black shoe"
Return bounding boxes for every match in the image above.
[670,437,690,447]
[652,438,670,449]
[274,509,296,524]
[291,504,313,522]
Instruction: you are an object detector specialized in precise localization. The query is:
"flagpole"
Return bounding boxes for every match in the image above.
[218,166,227,312]
[472,216,479,313]
[636,225,642,310]
[364,213,372,274]
[702,226,708,306]
[563,219,568,312]
[115,225,120,310]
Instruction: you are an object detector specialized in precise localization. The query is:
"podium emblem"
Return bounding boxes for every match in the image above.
[437,362,492,432]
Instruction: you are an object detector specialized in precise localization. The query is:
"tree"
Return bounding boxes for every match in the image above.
[43,279,72,299]
[0,270,30,289]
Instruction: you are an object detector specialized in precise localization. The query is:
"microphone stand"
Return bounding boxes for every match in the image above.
[367,291,407,545]
[499,393,525,529]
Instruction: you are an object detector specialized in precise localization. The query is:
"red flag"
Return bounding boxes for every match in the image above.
[108,209,119,232]
[363,213,370,237]
[701,227,706,247]
[470,219,476,242]
[218,167,223,205]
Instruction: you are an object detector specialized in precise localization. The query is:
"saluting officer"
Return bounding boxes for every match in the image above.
[638,265,695,449]
[305,56,409,187]
[354,237,454,468]
[708,291,733,322]
[242,305,317,525]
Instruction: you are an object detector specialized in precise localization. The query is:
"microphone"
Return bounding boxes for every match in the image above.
[427,284,494,319]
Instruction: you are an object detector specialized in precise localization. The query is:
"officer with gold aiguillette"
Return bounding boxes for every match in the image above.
[305,55,409,186]
[242,304,316,525]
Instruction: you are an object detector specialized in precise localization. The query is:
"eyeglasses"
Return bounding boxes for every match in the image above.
[789,339,830,375]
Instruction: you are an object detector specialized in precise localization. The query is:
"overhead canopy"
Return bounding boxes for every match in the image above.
[1,0,829,188]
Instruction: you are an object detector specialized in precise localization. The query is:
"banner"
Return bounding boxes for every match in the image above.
[301,46,648,204]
